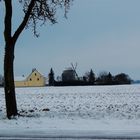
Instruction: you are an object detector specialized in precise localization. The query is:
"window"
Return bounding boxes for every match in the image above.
[35,73,37,76]
[30,78,32,81]
[37,78,39,81]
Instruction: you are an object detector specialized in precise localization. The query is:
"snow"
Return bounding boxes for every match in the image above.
[14,76,26,81]
[1,84,140,138]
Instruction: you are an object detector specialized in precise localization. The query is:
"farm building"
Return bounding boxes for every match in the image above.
[15,69,46,87]
[62,68,76,82]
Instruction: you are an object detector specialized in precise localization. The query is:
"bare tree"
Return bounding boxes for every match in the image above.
[1,0,73,119]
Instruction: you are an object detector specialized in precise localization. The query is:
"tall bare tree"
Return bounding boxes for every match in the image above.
[1,0,73,119]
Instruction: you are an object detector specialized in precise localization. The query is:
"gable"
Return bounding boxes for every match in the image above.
[26,69,45,82]
[27,69,42,78]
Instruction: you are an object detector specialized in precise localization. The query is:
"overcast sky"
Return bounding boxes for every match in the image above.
[0,0,140,80]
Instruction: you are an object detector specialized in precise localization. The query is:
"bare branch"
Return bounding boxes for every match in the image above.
[13,0,35,43]
[17,0,73,37]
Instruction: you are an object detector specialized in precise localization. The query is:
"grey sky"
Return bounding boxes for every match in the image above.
[0,0,140,80]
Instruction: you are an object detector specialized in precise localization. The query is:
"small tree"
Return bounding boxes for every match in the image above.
[1,0,73,119]
[89,69,95,84]
[106,72,113,85]
[48,68,55,86]
[84,69,95,85]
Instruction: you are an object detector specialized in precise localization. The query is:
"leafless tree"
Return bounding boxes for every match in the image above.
[1,0,73,119]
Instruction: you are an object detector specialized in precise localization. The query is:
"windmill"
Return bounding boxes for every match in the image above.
[71,62,79,80]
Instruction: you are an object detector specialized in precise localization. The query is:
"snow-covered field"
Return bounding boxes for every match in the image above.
[1,84,140,138]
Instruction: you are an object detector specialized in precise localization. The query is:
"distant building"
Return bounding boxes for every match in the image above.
[15,69,46,87]
[62,68,76,82]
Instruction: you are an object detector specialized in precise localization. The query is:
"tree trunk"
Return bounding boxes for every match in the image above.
[3,0,35,119]
[4,43,18,119]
